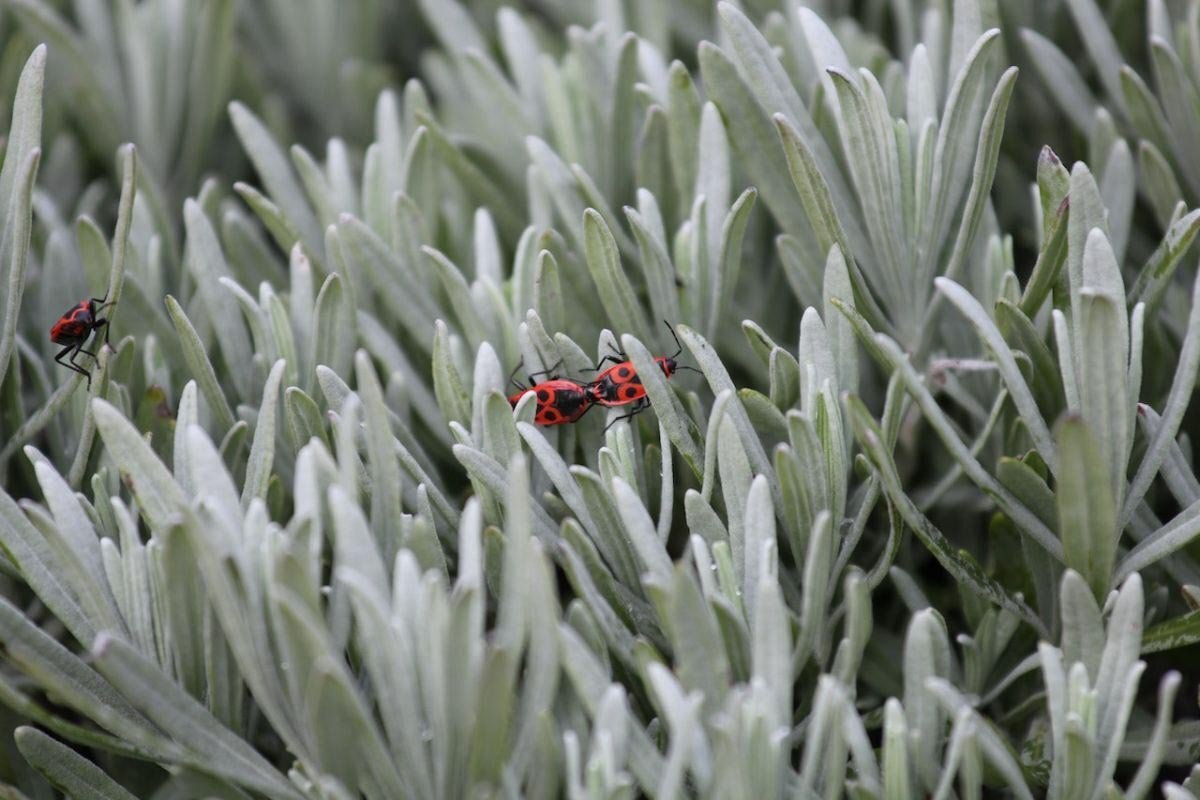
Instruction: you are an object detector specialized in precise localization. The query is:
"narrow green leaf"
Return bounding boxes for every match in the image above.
[1131,208,1200,312]
[626,199,681,327]
[1138,406,1200,508]
[828,69,907,316]
[1100,139,1135,261]
[996,457,1057,531]
[356,351,404,553]
[925,682,1037,800]
[923,30,1001,273]
[796,511,832,668]
[1094,575,1147,788]
[903,609,952,789]
[516,422,598,534]
[1056,417,1118,601]
[92,633,303,798]
[768,347,801,411]
[419,113,523,240]
[684,490,729,547]
[533,249,564,336]
[1116,500,1200,584]
[1125,672,1183,800]
[229,101,321,254]
[751,553,791,733]
[241,359,285,509]
[583,210,651,343]
[1064,0,1125,103]
[511,540,562,779]
[0,592,158,755]
[1124,271,1200,526]
[777,233,823,308]
[1020,211,1069,319]
[1077,290,1130,511]
[996,299,1065,416]
[453,444,556,544]
[337,216,431,333]
[741,475,776,632]
[424,246,485,349]
[91,400,187,532]
[716,2,865,238]
[882,699,912,799]
[184,199,253,398]
[698,41,813,246]
[798,7,855,91]
[414,0,485,52]
[220,277,273,370]
[1065,162,1109,322]
[232,182,313,266]
[936,277,1055,468]
[611,478,672,587]
[15,727,139,800]
[165,295,237,432]
[28,455,123,637]
[697,101,731,274]
[338,565,436,798]
[822,244,860,398]
[621,333,703,477]
[666,60,702,202]
[75,215,111,298]
[1137,143,1186,231]
[432,321,471,429]
[329,485,389,607]
[666,564,730,717]
[0,149,40,394]
[677,325,778,509]
[846,396,1048,636]
[862,332,1062,561]
[184,426,242,541]
[291,144,337,228]
[572,467,644,590]
[709,187,757,337]
[1020,29,1096,131]
[1142,609,1200,654]
[644,664,702,799]
[940,66,1018,286]
[1037,145,1071,238]
[284,386,326,452]
[313,272,355,380]
[0,45,44,234]
[558,623,664,792]
[97,144,138,342]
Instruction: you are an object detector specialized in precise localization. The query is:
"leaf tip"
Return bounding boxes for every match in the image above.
[91,630,117,659]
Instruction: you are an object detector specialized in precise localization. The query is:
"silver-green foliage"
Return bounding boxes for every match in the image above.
[0,0,1199,798]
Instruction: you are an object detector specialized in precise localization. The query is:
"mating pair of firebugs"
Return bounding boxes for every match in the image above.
[50,295,112,389]
[507,322,698,428]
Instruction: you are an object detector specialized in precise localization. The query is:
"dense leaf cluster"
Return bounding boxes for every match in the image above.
[0,0,1198,797]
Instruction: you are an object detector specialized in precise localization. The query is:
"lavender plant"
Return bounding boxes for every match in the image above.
[0,0,1197,798]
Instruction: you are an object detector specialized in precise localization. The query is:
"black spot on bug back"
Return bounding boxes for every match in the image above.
[556,389,588,418]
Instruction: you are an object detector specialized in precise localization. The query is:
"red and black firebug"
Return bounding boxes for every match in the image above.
[506,360,594,426]
[585,320,698,429]
[50,295,111,389]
